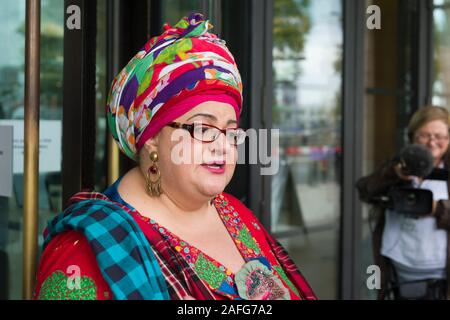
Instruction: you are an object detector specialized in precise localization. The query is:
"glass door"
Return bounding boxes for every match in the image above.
[0,0,65,299]
[433,0,450,109]
[271,0,343,299]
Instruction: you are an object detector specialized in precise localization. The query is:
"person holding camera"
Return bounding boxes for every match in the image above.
[357,106,450,300]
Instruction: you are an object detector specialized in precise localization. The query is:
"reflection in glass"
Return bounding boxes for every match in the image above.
[0,0,65,299]
[433,8,450,109]
[434,0,450,6]
[161,0,207,25]
[0,1,26,300]
[271,0,342,299]
[159,0,220,31]
[36,0,64,265]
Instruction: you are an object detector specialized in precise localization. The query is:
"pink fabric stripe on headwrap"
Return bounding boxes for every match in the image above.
[136,92,240,151]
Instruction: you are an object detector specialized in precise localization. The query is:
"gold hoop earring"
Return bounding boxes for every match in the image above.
[146,151,162,196]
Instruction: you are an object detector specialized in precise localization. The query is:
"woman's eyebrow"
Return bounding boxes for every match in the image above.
[187,114,238,126]
[187,113,217,122]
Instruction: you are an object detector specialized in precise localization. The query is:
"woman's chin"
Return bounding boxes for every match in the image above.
[198,182,227,198]
[192,167,233,198]
[431,151,445,162]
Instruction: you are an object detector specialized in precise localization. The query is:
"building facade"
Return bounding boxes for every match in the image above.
[0,0,449,300]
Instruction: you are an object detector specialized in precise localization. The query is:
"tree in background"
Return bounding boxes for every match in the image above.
[17,0,64,119]
[273,0,311,126]
[433,8,450,109]
[273,0,311,60]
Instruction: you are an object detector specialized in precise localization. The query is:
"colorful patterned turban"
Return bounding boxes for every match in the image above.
[106,13,243,161]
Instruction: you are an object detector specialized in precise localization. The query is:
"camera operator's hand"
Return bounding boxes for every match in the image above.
[430,200,438,217]
[394,163,418,182]
[419,200,438,218]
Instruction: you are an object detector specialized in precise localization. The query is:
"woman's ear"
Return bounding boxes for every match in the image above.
[143,134,159,155]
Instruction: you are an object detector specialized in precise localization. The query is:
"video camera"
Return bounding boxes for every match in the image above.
[361,144,448,217]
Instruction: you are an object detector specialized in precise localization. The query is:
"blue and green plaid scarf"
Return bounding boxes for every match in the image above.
[44,197,170,300]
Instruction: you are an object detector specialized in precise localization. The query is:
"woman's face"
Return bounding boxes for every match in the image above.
[156,101,239,201]
[413,119,450,164]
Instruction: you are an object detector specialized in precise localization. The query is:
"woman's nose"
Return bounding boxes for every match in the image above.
[210,131,231,155]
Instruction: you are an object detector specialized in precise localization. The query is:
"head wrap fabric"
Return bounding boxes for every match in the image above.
[107,12,243,161]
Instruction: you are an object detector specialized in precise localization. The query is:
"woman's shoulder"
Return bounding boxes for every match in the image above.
[39,231,91,273]
[34,230,112,300]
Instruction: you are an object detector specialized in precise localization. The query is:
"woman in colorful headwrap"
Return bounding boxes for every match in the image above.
[34,13,316,300]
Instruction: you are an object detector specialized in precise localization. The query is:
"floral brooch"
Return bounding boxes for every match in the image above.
[235,260,290,300]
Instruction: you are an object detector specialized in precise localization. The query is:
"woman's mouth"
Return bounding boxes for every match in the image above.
[201,161,226,174]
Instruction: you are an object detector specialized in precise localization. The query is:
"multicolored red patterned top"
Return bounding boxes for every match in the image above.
[35,184,317,300]
[135,194,294,299]
[102,177,301,299]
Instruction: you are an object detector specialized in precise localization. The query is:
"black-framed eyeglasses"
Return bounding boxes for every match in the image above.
[166,122,247,146]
